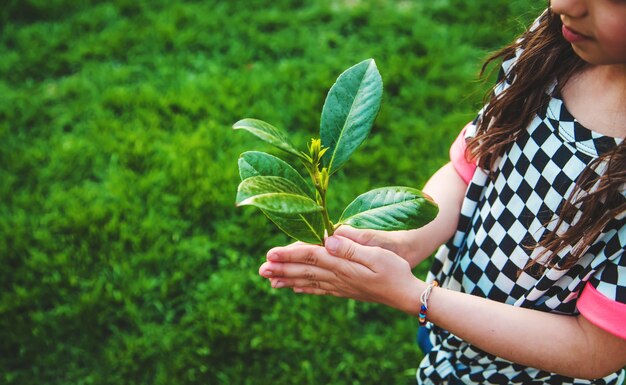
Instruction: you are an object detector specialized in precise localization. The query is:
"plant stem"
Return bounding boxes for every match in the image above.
[303,142,335,240]
[318,188,335,238]
[305,162,334,239]
[311,172,334,238]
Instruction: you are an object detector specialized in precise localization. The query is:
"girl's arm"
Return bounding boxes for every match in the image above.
[337,161,467,268]
[260,238,626,380]
[423,279,626,380]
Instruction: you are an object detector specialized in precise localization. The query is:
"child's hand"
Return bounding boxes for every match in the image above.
[258,235,423,313]
[335,225,431,267]
[332,225,416,263]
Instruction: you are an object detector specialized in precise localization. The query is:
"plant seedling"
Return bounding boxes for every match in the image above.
[234,59,438,245]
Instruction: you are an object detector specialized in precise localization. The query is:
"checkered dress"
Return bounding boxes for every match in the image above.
[417,42,626,384]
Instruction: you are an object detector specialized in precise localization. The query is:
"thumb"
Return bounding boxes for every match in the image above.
[333,225,379,246]
[324,235,374,269]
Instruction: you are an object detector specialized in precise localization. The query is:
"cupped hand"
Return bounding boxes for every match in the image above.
[258,234,424,314]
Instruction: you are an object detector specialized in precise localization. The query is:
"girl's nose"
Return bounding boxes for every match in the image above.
[551,0,588,19]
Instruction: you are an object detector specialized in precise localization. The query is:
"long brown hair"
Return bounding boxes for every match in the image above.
[467,7,626,270]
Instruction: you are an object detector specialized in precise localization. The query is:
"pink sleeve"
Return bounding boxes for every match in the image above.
[450,123,477,184]
[577,281,626,340]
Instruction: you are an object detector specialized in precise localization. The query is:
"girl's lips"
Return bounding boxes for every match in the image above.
[562,24,590,43]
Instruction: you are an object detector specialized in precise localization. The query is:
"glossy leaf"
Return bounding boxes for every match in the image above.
[238,152,324,243]
[238,151,312,197]
[320,59,382,174]
[233,118,304,159]
[263,210,325,244]
[338,186,438,231]
[236,176,321,214]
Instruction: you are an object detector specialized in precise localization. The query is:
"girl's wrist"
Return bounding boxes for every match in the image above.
[395,277,429,316]
[418,280,439,326]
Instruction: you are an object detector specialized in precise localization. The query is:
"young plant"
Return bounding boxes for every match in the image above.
[234,59,438,245]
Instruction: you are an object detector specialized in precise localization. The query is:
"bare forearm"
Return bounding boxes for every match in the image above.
[399,279,626,379]
[430,287,589,377]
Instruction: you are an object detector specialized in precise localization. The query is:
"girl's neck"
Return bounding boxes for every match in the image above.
[593,63,626,87]
[561,64,626,139]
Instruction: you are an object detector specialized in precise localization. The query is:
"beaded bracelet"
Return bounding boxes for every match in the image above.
[418,280,439,326]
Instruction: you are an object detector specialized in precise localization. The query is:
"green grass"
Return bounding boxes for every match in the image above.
[0,1,588,384]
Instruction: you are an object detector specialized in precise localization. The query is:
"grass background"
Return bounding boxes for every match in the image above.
[5,1,612,384]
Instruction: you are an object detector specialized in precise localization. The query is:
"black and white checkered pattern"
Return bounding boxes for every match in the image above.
[418,28,626,385]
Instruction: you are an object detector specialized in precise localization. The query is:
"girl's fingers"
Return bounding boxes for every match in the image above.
[259,261,335,281]
[265,241,307,260]
[324,235,377,270]
[334,225,402,254]
[293,286,344,297]
[266,243,342,271]
[333,225,378,246]
[265,236,382,272]
[269,277,335,291]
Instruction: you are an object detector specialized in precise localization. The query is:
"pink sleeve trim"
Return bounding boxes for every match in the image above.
[578,281,626,341]
[450,123,477,185]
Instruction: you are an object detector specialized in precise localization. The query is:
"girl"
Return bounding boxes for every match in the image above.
[259,1,626,384]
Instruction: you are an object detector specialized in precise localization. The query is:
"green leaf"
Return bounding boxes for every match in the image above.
[338,186,438,231]
[238,153,324,243]
[233,119,304,159]
[320,59,383,174]
[238,151,313,197]
[262,210,325,244]
[236,176,321,214]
